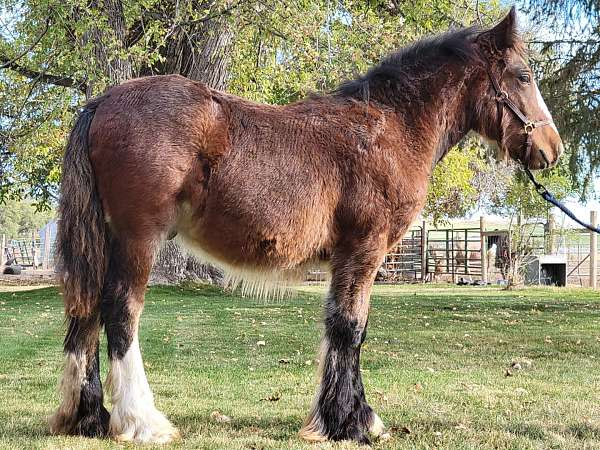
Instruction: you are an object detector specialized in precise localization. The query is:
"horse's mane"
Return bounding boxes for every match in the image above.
[334,26,525,102]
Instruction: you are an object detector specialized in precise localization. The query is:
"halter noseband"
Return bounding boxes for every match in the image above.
[485,64,553,167]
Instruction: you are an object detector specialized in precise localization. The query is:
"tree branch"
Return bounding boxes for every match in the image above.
[0,55,87,92]
[529,39,600,46]
[0,17,51,69]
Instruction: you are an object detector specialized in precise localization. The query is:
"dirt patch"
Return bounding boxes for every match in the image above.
[0,270,57,291]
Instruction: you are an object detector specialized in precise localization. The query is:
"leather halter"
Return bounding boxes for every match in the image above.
[485,65,553,167]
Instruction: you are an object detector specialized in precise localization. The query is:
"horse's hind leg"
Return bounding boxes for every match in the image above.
[49,314,110,437]
[102,236,179,443]
[300,234,388,443]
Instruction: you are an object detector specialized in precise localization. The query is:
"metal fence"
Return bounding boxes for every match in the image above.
[381,228,423,282]
[426,227,482,280]
[2,235,55,269]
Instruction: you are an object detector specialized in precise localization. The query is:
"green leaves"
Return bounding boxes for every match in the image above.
[424,143,481,225]
[526,0,600,199]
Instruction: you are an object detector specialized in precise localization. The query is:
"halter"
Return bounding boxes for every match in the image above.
[485,61,600,234]
[485,64,554,167]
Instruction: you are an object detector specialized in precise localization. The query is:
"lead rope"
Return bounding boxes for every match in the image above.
[523,167,600,234]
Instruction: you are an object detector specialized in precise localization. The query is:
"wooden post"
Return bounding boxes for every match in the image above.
[480,216,487,284]
[591,211,598,289]
[463,230,468,275]
[0,234,5,266]
[43,229,51,270]
[421,220,427,282]
[445,229,450,277]
[547,214,556,254]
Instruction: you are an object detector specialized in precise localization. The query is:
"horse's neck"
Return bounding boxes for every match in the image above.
[392,67,474,170]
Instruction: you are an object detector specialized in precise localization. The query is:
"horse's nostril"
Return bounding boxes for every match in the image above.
[539,148,551,168]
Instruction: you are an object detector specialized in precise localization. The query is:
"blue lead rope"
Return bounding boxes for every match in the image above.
[524,167,600,234]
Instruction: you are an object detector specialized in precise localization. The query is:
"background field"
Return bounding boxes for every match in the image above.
[1,284,600,449]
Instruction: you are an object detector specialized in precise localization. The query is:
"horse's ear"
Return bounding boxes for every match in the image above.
[479,6,518,52]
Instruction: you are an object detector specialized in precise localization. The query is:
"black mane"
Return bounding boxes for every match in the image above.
[335,27,482,100]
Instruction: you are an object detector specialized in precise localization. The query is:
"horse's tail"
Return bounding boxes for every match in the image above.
[56,100,108,318]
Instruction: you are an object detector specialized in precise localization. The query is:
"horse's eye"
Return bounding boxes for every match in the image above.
[518,73,531,84]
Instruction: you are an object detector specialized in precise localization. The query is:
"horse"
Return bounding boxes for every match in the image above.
[49,7,563,445]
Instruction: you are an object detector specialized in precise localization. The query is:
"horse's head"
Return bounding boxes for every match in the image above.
[473,7,564,170]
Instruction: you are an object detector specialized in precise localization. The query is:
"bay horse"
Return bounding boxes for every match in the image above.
[50,7,563,444]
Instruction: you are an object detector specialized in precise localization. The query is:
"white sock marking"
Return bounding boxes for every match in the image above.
[107,334,179,443]
[49,352,87,434]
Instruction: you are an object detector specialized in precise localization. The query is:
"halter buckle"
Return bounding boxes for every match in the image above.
[495,90,508,102]
[524,122,535,134]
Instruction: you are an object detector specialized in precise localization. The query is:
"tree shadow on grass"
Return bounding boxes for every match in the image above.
[172,410,303,442]
[505,422,547,440]
[565,422,600,441]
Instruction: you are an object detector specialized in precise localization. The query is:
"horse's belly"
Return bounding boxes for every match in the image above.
[175,189,334,293]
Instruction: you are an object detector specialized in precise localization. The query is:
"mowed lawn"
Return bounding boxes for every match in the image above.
[1,284,600,449]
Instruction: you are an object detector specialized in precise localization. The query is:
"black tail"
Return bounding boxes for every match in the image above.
[56,101,108,318]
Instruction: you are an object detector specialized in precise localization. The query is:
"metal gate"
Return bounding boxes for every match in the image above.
[380,227,423,281]
[426,227,482,281]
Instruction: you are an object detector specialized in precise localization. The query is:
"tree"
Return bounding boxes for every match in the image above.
[423,140,484,225]
[0,198,55,239]
[1,0,503,208]
[525,0,600,198]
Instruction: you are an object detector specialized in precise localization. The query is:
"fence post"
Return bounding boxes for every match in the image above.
[43,229,51,270]
[31,231,37,270]
[0,234,5,266]
[547,214,556,254]
[445,229,450,282]
[480,216,487,284]
[421,220,427,282]
[451,225,457,284]
[591,211,598,289]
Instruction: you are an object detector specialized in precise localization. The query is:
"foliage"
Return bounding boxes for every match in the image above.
[489,158,573,220]
[424,142,483,225]
[0,198,55,239]
[423,137,575,225]
[524,0,600,199]
[228,1,500,104]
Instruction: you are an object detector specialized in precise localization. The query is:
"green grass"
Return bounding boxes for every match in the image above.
[1,283,600,449]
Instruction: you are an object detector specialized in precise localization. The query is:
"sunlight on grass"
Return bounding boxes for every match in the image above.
[1,284,600,449]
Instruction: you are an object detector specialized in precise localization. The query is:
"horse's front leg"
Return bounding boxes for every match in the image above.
[300,234,388,444]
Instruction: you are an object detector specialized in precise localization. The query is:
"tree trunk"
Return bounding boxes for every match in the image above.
[84,0,133,96]
[149,16,233,285]
[156,17,233,90]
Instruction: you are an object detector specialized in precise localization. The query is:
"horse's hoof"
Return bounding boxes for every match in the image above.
[110,406,180,444]
[299,409,383,445]
[74,406,110,438]
[49,411,74,436]
[368,412,387,439]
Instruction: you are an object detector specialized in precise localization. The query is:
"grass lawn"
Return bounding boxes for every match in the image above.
[1,283,600,449]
